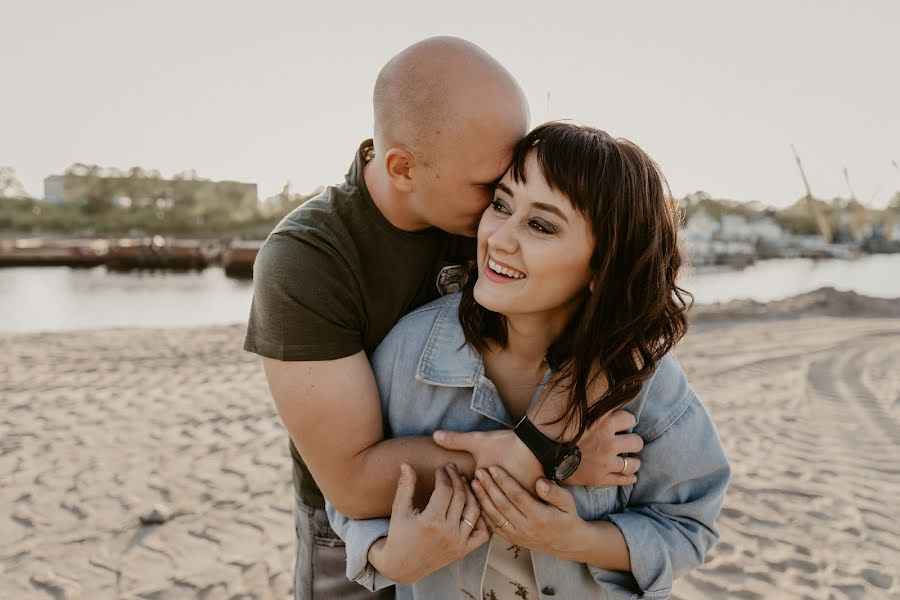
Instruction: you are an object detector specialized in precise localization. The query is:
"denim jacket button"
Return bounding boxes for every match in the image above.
[541,586,556,596]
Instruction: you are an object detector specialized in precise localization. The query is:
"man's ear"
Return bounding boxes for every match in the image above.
[384,148,415,193]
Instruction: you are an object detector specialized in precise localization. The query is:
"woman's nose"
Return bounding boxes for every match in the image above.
[487,220,518,255]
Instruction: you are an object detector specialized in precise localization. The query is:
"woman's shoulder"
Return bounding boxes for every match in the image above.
[624,352,699,444]
[388,293,460,339]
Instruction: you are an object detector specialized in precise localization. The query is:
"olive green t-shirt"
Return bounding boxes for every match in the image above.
[244,140,474,509]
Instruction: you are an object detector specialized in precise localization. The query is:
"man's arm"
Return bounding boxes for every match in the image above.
[265,352,644,519]
[264,352,479,518]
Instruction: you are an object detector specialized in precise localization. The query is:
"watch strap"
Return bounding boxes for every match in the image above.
[514,415,563,473]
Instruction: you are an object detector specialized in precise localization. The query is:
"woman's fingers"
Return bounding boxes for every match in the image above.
[465,515,490,551]
[445,464,467,524]
[459,475,481,535]
[422,466,453,520]
[391,463,417,517]
[475,468,526,525]
[470,476,505,529]
[488,466,539,515]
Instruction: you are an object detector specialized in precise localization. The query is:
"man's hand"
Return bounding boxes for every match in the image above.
[566,409,642,487]
[368,463,489,584]
[433,409,643,490]
[432,429,544,494]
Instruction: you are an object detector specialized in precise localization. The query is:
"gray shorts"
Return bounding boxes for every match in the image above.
[293,494,394,600]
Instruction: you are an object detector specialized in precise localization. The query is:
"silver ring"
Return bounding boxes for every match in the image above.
[461,518,475,530]
[496,519,510,530]
[618,456,628,475]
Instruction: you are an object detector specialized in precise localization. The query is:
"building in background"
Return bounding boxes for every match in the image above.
[42,167,258,213]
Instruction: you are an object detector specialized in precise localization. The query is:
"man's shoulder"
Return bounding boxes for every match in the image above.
[255,186,360,274]
[371,294,460,362]
[272,184,355,239]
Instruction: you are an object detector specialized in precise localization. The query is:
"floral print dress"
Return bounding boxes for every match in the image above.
[480,532,540,600]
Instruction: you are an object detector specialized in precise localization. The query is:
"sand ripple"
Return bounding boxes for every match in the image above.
[0,325,294,599]
[1,307,899,598]
[676,317,900,599]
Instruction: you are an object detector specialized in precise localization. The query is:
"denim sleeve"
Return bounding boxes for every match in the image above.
[325,502,395,591]
[588,395,731,599]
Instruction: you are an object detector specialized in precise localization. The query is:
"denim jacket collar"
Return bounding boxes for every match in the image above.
[414,298,519,427]
[415,298,480,387]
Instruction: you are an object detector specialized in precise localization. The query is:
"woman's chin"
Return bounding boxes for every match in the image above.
[473,282,514,315]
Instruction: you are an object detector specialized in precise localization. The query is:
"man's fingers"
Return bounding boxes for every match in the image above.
[604,409,637,433]
[607,473,638,486]
[445,465,467,523]
[391,463,417,516]
[614,432,644,455]
[615,455,642,475]
[433,429,481,452]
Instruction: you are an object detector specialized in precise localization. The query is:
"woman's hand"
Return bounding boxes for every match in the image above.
[369,463,490,584]
[471,466,584,555]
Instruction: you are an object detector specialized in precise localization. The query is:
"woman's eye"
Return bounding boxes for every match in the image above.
[528,219,554,234]
[491,199,510,214]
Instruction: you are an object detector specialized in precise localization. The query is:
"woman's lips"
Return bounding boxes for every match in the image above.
[483,259,524,284]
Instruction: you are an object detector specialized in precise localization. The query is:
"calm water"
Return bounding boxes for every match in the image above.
[2,254,899,332]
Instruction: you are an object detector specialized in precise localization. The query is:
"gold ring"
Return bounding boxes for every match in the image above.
[618,456,628,475]
[497,519,510,530]
[461,518,475,529]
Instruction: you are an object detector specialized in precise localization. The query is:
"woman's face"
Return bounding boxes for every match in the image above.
[474,151,595,320]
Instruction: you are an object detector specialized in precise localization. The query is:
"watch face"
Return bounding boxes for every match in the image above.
[555,451,582,481]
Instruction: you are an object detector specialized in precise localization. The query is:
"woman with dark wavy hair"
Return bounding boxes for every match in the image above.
[328,122,731,600]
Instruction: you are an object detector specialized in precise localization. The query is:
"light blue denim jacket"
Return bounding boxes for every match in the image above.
[327,293,731,600]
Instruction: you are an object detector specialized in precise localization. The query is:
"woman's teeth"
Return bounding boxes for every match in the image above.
[488,258,526,279]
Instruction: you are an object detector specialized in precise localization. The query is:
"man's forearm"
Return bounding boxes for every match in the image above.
[336,436,475,519]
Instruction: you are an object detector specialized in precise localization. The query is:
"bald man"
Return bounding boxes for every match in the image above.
[245,37,642,599]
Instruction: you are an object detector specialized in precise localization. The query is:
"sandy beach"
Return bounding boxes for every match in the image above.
[2,288,898,599]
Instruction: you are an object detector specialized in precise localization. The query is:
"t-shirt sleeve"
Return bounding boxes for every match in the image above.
[243,231,364,361]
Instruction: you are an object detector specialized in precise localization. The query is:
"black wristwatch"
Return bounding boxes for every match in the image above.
[514,416,582,483]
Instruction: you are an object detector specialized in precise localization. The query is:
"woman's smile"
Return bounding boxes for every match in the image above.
[485,255,527,282]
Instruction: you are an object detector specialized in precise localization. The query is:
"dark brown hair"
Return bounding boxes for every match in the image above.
[459,121,692,441]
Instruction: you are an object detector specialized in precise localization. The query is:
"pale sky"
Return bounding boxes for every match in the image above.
[2,1,898,207]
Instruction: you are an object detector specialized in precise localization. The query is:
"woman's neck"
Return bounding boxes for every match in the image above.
[496,298,582,368]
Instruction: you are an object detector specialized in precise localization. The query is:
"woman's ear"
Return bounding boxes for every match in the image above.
[384,147,415,193]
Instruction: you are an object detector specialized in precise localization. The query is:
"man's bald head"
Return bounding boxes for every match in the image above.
[373,36,529,162]
[368,37,528,236]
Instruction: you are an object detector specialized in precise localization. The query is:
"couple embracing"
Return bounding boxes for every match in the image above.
[245,36,730,600]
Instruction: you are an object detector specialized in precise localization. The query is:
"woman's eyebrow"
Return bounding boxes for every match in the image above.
[496,182,515,196]
[532,202,569,223]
